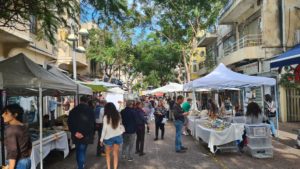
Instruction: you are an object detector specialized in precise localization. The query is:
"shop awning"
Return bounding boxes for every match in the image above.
[270,44,300,68]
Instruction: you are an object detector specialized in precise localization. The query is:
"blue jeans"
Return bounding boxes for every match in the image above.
[269,117,276,135]
[6,157,31,169]
[76,143,88,169]
[174,120,184,151]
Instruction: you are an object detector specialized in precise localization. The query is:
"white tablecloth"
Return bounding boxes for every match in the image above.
[195,120,244,153]
[31,131,69,169]
[187,116,199,137]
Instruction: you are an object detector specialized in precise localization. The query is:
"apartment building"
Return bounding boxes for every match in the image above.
[201,0,300,122]
[0,18,57,65]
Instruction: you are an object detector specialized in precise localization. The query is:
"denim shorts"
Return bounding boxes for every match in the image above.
[6,157,31,169]
[104,135,123,147]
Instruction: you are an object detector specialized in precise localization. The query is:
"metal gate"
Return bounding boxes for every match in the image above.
[286,88,300,122]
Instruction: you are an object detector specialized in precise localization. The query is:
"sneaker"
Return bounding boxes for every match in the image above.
[181,146,188,151]
[128,158,133,162]
[176,150,186,153]
[182,131,188,135]
[139,153,146,156]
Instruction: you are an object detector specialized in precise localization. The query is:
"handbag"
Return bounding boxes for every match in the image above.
[119,123,125,133]
[162,117,168,124]
[265,108,276,117]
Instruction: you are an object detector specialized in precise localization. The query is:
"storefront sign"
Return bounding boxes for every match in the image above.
[236,62,258,75]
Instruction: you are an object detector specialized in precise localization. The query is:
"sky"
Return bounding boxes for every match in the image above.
[80,0,154,44]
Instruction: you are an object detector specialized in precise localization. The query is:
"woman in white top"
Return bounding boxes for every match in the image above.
[100,103,124,169]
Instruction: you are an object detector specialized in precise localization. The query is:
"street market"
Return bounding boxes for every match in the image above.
[1,0,300,169]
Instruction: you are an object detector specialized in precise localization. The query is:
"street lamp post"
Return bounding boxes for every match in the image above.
[67,26,89,81]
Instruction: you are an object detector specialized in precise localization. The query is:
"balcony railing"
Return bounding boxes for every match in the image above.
[223,34,262,57]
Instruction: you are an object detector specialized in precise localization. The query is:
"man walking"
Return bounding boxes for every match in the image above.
[68,96,95,169]
[173,95,189,153]
[94,99,106,156]
[121,100,138,161]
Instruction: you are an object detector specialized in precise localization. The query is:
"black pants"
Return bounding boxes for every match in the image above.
[136,126,145,153]
[155,122,165,139]
[96,123,105,155]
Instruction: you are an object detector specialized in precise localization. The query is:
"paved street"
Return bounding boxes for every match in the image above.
[44,122,300,169]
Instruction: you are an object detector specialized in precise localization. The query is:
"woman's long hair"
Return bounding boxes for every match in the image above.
[246,102,261,118]
[104,102,121,129]
[264,94,272,103]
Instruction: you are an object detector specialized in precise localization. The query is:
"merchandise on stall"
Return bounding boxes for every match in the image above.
[0,53,79,168]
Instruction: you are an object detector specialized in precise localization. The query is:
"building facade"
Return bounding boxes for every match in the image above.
[199,0,300,122]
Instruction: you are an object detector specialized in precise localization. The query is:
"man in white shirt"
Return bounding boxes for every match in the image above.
[95,99,106,156]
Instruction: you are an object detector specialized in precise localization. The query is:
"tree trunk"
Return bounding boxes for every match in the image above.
[182,48,191,82]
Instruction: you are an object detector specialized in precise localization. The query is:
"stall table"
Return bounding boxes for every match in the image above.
[195,120,244,153]
[31,131,69,169]
[187,116,200,137]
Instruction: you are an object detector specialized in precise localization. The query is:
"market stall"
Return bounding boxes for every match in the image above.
[195,119,244,153]
[30,131,68,169]
[184,63,277,154]
[105,87,126,109]
[0,53,77,169]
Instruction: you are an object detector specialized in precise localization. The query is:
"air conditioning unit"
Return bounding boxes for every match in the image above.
[295,29,300,45]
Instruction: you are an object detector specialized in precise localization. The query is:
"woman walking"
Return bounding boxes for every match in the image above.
[2,104,32,169]
[135,101,148,156]
[100,103,124,169]
[154,100,167,141]
[264,94,277,137]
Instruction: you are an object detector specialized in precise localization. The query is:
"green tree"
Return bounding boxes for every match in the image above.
[87,28,135,83]
[0,0,140,44]
[134,33,181,86]
[140,0,226,82]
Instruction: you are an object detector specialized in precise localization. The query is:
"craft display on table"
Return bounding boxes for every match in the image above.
[202,118,231,131]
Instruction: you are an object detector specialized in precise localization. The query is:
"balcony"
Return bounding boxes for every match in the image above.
[219,34,265,65]
[218,0,256,24]
[57,51,88,69]
[198,32,218,47]
[28,34,57,59]
[0,27,32,43]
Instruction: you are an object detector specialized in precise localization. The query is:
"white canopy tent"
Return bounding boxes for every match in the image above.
[184,63,276,90]
[150,82,183,94]
[105,87,126,110]
[184,63,279,135]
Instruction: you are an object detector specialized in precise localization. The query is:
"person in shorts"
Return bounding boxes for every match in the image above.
[100,103,124,169]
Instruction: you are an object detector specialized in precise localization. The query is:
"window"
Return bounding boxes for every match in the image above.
[192,60,197,73]
[30,15,37,34]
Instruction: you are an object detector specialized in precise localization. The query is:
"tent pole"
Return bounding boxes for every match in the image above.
[262,85,265,113]
[242,88,245,115]
[274,83,280,137]
[0,90,6,166]
[38,84,43,169]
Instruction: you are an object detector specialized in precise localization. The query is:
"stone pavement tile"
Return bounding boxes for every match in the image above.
[212,139,300,169]
[45,122,221,169]
[44,121,300,169]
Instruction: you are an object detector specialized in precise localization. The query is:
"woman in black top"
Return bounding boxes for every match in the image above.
[2,104,32,169]
[154,100,167,141]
